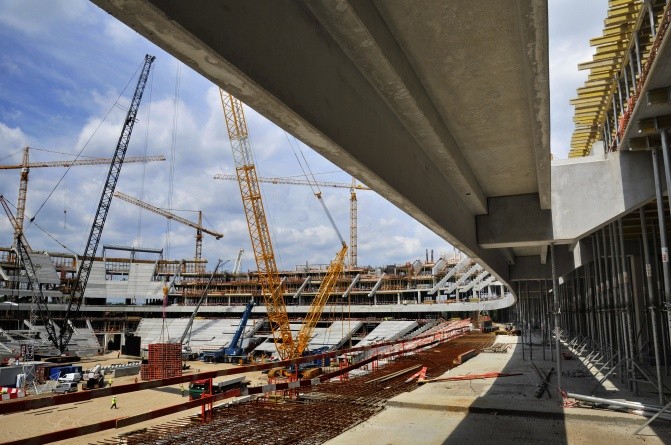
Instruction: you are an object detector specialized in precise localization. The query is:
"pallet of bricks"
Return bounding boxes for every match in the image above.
[141,343,182,380]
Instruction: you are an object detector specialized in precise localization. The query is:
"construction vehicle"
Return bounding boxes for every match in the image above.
[224,300,255,358]
[0,55,156,354]
[200,300,255,363]
[113,191,223,261]
[81,364,106,390]
[56,54,155,352]
[219,90,347,378]
[214,174,367,267]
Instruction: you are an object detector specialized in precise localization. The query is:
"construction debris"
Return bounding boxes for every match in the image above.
[530,363,553,399]
[482,343,510,353]
[366,365,423,384]
[452,349,477,365]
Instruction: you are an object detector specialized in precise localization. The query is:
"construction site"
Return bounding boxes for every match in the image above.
[0,47,513,445]
[6,0,671,444]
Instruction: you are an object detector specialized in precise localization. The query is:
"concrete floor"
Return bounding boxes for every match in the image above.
[325,335,671,445]
[3,335,671,444]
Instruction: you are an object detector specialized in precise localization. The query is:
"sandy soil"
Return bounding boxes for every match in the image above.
[0,352,269,444]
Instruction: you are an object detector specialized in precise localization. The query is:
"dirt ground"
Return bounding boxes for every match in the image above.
[0,351,269,444]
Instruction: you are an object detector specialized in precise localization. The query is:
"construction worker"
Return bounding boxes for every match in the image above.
[110,395,117,409]
[180,384,185,397]
[108,377,113,387]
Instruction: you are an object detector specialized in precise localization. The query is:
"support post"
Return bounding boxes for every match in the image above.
[640,207,664,405]
[551,243,562,392]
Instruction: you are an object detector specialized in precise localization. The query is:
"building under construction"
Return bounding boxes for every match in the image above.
[0,245,511,357]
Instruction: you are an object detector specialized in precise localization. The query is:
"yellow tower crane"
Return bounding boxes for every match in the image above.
[213,173,369,267]
[219,89,346,361]
[0,146,165,242]
[112,191,223,261]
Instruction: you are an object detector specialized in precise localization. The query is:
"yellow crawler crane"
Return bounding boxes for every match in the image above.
[219,90,347,366]
[295,241,347,357]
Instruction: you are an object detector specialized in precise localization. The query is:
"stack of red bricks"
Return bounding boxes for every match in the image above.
[140,343,182,380]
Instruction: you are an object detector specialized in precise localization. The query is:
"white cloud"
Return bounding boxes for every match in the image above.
[0,1,607,273]
[0,122,27,150]
[548,0,609,158]
[0,0,92,37]
[104,19,136,47]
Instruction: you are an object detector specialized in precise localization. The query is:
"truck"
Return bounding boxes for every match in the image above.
[188,376,248,400]
[81,364,106,390]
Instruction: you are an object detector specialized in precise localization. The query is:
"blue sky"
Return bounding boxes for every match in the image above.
[0,0,607,272]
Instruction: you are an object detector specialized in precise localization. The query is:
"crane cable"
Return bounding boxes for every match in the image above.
[165,61,181,258]
[285,132,345,245]
[32,60,145,228]
[136,65,155,244]
[5,60,145,253]
[0,198,77,255]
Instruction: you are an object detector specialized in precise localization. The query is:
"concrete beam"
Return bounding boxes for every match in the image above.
[552,150,656,242]
[305,0,487,214]
[540,244,548,265]
[509,244,575,281]
[476,193,553,248]
[91,0,523,283]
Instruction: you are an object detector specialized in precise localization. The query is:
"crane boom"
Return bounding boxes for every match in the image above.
[295,243,347,355]
[219,89,295,360]
[232,248,244,275]
[213,173,370,190]
[4,149,164,243]
[58,54,155,352]
[214,173,363,267]
[113,191,223,240]
[180,259,224,345]
[0,154,166,170]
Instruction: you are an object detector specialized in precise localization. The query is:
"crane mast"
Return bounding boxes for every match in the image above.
[232,248,244,275]
[58,54,155,352]
[0,195,57,348]
[219,89,295,359]
[16,148,29,239]
[350,177,358,267]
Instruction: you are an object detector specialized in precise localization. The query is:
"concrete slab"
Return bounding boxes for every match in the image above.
[325,335,671,445]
